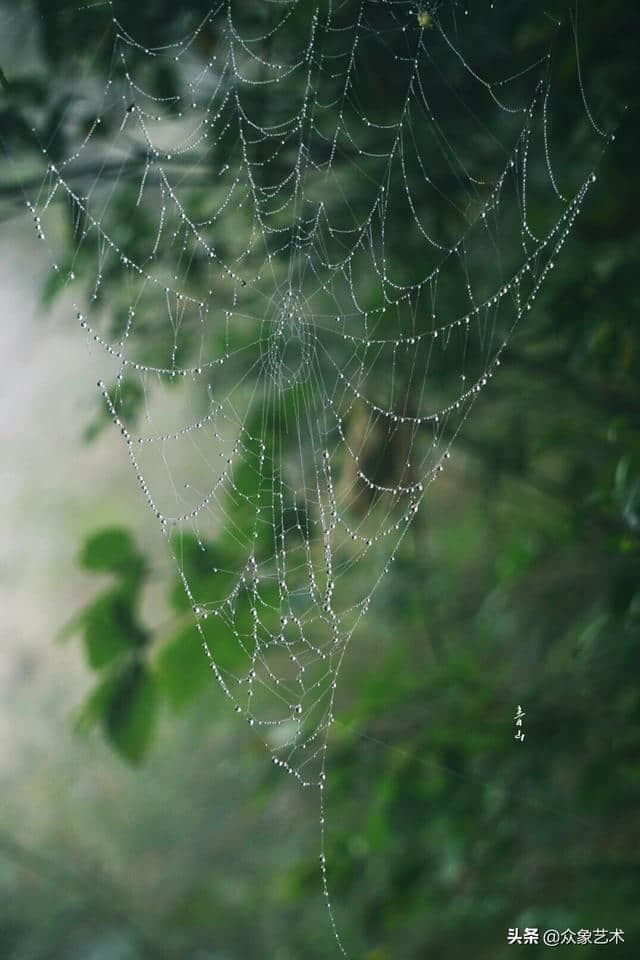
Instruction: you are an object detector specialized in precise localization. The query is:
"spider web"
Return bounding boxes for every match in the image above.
[21,0,610,951]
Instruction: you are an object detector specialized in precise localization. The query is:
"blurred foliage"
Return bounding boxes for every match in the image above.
[1,0,639,958]
[61,527,155,763]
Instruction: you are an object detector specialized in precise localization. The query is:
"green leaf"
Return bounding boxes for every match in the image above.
[74,673,117,737]
[82,381,145,445]
[79,527,146,580]
[76,662,157,764]
[169,533,237,612]
[41,261,72,307]
[82,587,149,669]
[156,625,210,711]
[104,662,157,764]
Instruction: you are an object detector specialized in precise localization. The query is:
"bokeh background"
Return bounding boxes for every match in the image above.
[1,1,639,958]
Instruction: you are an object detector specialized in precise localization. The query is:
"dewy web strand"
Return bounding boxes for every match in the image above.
[20,1,612,953]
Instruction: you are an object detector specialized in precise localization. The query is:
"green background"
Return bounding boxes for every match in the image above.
[0,1,638,957]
